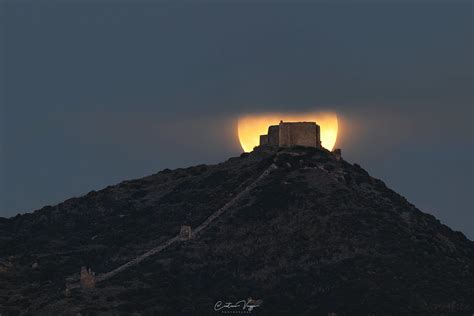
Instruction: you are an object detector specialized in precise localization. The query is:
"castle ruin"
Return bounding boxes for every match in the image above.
[179,225,192,241]
[80,266,96,289]
[259,121,322,148]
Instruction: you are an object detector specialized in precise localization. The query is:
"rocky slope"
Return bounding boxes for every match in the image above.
[0,146,473,315]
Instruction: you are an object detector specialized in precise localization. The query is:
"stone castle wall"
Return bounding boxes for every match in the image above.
[267,125,279,146]
[279,122,320,148]
[259,121,322,149]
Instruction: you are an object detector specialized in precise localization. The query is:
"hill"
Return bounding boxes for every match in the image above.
[0,147,473,315]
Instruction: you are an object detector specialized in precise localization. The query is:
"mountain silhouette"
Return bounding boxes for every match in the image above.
[0,146,473,315]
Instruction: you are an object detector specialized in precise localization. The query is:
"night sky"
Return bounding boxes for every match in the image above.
[1,2,473,239]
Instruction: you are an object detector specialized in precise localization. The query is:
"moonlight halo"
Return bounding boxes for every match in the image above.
[238,112,338,152]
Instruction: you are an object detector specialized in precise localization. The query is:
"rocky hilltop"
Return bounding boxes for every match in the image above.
[0,147,473,315]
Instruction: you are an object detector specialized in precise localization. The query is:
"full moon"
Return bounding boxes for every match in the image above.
[238,112,338,152]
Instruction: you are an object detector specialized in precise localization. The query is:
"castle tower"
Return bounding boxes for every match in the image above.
[259,121,321,148]
[80,266,96,289]
[179,225,192,241]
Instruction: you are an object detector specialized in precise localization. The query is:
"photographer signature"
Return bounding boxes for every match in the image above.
[214,297,262,313]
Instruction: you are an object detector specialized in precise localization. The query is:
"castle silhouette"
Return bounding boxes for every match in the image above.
[259,121,322,148]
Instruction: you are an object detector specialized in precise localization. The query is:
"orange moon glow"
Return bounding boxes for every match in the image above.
[238,112,338,152]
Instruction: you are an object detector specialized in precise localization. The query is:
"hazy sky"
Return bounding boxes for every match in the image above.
[1,1,473,239]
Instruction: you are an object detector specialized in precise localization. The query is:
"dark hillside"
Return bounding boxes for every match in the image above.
[0,147,472,315]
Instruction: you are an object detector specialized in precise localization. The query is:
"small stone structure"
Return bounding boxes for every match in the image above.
[179,225,192,241]
[259,121,321,148]
[80,266,96,289]
[332,148,342,160]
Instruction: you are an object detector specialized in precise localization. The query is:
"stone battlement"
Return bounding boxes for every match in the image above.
[259,121,321,148]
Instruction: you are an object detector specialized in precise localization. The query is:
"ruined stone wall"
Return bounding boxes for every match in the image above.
[179,225,192,241]
[259,135,268,146]
[278,122,321,148]
[80,266,96,289]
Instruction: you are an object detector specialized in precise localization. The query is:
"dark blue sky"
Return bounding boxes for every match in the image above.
[1,1,473,238]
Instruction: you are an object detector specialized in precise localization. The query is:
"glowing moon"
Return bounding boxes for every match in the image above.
[238,112,338,152]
